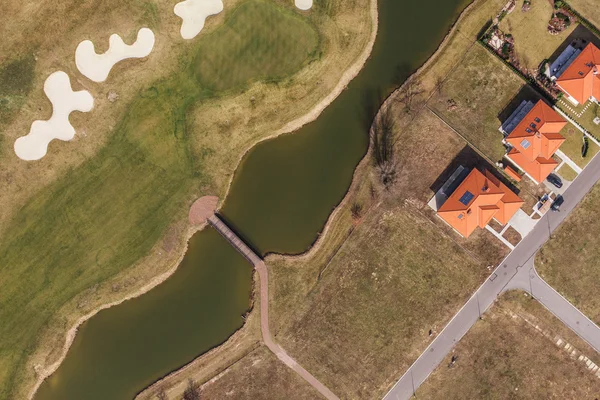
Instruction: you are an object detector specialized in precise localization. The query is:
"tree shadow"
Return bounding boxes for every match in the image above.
[497,84,545,124]
[547,24,600,64]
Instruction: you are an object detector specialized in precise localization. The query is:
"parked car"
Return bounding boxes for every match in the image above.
[547,173,563,189]
[551,195,564,212]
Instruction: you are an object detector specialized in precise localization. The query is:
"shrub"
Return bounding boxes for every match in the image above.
[582,136,589,158]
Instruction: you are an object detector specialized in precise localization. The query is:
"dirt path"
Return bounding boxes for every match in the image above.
[255,260,340,400]
[208,214,339,399]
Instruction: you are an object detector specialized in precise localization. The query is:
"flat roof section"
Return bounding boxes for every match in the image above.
[501,100,534,135]
[550,44,582,79]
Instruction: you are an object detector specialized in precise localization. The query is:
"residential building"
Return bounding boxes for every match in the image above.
[554,43,600,106]
[501,100,566,183]
[437,168,523,238]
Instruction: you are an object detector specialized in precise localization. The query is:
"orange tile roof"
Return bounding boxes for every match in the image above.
[556,43,600,105]
[504,164,522,182]
[506,148,558,183]
[504,100,565,182]
[438,169,523,237]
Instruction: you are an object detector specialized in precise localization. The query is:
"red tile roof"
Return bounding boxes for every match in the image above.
[556,43,600,105]
[438,169,523,237]
[504,100,566,182]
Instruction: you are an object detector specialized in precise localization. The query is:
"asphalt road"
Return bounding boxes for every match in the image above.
[383,152,600,400]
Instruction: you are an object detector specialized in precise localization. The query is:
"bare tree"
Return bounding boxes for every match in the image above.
[371,106,397,189]
[434,76,445,96]
[395,78,424,114]
[182,379,201,400]
[351,202,363,220]
[156,388,168,400]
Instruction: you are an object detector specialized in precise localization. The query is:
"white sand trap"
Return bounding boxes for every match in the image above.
[75,28,155,82]
[295,0,312,10]
[174,0,224,39]
[14,71,94,161]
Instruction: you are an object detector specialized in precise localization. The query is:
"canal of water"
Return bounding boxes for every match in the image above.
[36,0,470,398]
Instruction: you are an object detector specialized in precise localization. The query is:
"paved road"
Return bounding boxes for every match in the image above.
[208,215,339,400]
[384,152,600,400]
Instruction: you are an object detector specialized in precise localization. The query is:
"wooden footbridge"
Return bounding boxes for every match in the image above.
[207,214,262,266]
[206,213,340,400]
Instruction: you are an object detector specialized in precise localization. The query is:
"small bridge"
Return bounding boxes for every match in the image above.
[206,213,340,400]
[207,214,262,266]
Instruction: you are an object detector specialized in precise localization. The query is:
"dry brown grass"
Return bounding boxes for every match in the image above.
[537,183,600,325]
[199,346,322,400]
[417,291,600,399]
[569,0,600,29]
[265,99,507,398]
[127,2,535,399]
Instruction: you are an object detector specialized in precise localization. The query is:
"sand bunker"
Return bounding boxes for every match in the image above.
[75,28,155,82]
[295,0,312,10]
[14,72,94,161]
[174,0,224,39]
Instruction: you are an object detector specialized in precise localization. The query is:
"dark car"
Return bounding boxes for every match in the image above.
[551,195,564,212]
[547,173,563,189]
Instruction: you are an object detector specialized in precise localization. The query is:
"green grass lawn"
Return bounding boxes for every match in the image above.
[0,55,36,158]
[428,44,525,162]
[537,183,600,324]
[558,100,600,140]
[557,163,578,181]
[558,123,599,168]
[195,0,318,92]
[0,1,319,397]
[499,1,576,71]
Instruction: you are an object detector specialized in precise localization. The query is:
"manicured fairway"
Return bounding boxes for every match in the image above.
[0,1,318,397]
[194,0,318,91]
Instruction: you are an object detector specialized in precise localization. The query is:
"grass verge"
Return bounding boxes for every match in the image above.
[559,123,599,168]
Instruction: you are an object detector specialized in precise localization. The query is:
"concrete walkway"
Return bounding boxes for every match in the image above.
[383,147,600,400]
[507,209,536,238]
[208,215,339,400]
[555,149,583,174]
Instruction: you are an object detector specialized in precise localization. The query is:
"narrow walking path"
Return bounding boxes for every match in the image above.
[555,149,583,174]
[207,215,340,400]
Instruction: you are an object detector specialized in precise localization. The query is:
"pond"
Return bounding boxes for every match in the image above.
[36,0,471,398]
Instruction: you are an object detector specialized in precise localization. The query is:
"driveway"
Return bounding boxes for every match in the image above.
[383,146,600,400]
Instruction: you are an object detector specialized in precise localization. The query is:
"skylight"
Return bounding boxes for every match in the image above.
[459,191,474,206]
[535,117,541,123]
[521,138,531,149]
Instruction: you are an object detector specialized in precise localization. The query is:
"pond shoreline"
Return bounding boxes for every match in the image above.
[27,0,379,398]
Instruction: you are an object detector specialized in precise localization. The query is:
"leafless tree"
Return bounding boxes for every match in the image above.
[351,202,363,220]
[182,379,201,400]
[434,76,445,96]
[156,388,168,400]
[395,78,424,114]
[371,106,397,189]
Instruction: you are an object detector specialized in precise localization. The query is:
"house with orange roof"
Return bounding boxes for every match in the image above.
[552,42,600,106]
[500,99,567,183]
[437,168,523,238]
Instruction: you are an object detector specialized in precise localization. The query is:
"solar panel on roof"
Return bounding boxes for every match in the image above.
[459,191,474,206]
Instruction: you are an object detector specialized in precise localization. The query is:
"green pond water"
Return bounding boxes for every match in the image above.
[36,0,470,398]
